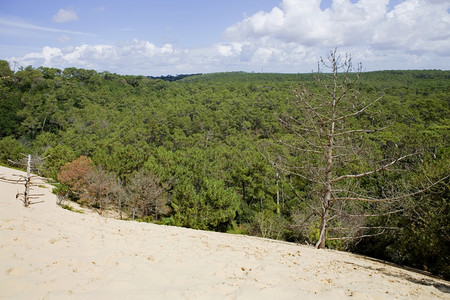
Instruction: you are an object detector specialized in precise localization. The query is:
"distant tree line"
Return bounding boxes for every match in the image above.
[148,74,203,82]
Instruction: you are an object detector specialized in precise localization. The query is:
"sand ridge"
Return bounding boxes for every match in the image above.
[0,166,449,299]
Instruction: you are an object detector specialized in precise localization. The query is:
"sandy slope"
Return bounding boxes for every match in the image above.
[0,166,449,300]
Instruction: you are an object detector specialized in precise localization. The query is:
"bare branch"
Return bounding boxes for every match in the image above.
[335,176,448,202]
[294,90,330,122]
[279,118,323,150]
[290,212,317,228]
[330,208,404,218]
[333,121,394,136]
[332,153,416,183]
[327,230,388,241]
[276,139,322,154]
[335,95,383,121]
[287,180,321,215]
[334,75,360,107]
[328,226,400,231]
[258,147,317,183]
[0,176,25,184]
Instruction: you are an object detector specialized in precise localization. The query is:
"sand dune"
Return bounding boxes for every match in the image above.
[1,165,449,299]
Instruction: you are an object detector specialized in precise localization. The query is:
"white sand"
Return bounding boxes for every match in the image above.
[1,165,449,299]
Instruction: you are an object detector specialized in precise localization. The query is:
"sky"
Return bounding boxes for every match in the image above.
[0,0,449,75]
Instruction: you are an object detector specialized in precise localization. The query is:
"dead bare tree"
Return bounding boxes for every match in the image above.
[126,169,167,221]
[268,49,444,249]
[84,167,121,216]
[1,154,45,206]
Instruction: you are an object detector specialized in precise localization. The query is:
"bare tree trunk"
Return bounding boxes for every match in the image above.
[316,59,338,249]
[276,171,280,215]
[316,201,328,248]
[24,154,31,207]
[316,130,335,248]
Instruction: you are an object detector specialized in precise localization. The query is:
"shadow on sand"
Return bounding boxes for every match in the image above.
[342,258,450,294]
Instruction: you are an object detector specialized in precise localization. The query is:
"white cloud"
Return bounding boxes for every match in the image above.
[6,0,450,75]
[6,38,319,75]
[225,0,389,47]
[372,0,450,54]
[52,8,78,23]
[8,40,189,74]
[225,0,450,57]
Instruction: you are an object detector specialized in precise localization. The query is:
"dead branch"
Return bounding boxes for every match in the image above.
[330,208,404,218]
[335,176,448,203]
[333,121,394,136]
[327,230,388,241]
[328,226,400,231]
[332,153,416,183]
[287,180,321,215]
[335,95,383,121]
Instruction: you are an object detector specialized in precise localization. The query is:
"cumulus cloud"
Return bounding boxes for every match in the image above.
[373,0,450,55]
[224,0,450,57]
[52,8,78,23]
[225,0,388,46]
[9,40,188,74]
[6,38,321,75]
[7,0,450,74]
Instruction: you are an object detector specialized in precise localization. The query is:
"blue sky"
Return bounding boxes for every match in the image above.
[1,0,449,75]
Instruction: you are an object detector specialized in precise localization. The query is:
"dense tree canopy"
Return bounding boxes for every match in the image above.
[0,60,448,278]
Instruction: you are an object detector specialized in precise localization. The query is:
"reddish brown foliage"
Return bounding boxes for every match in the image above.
[57,156,94,193]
